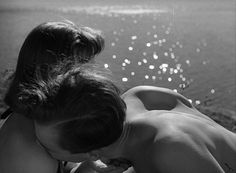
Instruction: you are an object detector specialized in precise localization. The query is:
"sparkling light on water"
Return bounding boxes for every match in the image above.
[211,89,215,94]
[122,63,126,66]
[176,64,181,69]
[128,46,133,51]
[122,77,128,82]
[153,53,158,59]
[146,43,152,47]
[149,65,155,69]
[160,63,169,69]
[186,60,190,65]
[179,84,186,89]
[124,59,131,64]
[162,68,167,73]
[195,100,201,105]
[131,35,137,40]
[145,75,149,79]
[153,41,158,45]
[170,53,175,59]
[104,64,109,68]
[91,10,218,109]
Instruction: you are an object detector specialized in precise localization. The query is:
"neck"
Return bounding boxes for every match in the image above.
[100,120,135,161]
[117,121,131,148]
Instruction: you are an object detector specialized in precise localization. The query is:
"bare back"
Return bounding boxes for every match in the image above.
[121,86,236,173]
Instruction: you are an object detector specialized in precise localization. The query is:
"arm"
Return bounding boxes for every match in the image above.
[0,155,59,173]
[71,160,130,173]
[122,86,193,111]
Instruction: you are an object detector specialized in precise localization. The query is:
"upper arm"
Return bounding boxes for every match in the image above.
[123,86,192,110]
[153,139,224,173]
[24,156,59,173]
[0,147,59,173]
[0,157,58,173]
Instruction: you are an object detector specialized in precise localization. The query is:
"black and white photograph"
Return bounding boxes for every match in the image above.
[0,0,235,172]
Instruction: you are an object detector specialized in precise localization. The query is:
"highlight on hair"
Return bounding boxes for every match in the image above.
[18,63,126,153]
[4,21,105,114]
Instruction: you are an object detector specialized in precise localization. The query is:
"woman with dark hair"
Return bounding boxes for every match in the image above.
[0,21,105,173]
[27,63,236,173]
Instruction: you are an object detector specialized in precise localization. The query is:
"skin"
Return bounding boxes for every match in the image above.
[0,113,59,173]
[0,99,125,173]
[34,86,236,173]
[0,53,100,173]
[0,105,114,173]
[0,23,101,172]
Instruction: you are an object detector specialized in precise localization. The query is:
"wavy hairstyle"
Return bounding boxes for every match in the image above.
[19,63,126,153]
[4,21,104,114]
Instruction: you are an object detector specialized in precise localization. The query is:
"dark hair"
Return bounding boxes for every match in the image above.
[19,63,126,153]
[4,21,104,114]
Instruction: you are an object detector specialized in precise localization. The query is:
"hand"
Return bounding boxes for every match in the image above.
[70,160,129,173]
[90,160,129,173]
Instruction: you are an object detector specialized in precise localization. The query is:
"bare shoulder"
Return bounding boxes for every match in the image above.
[0,137,58,173]
[0,156,58,173]
[122,86,174,97]
[151,130,224,173]
[0,153,58,173]
[122,85,193,111]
